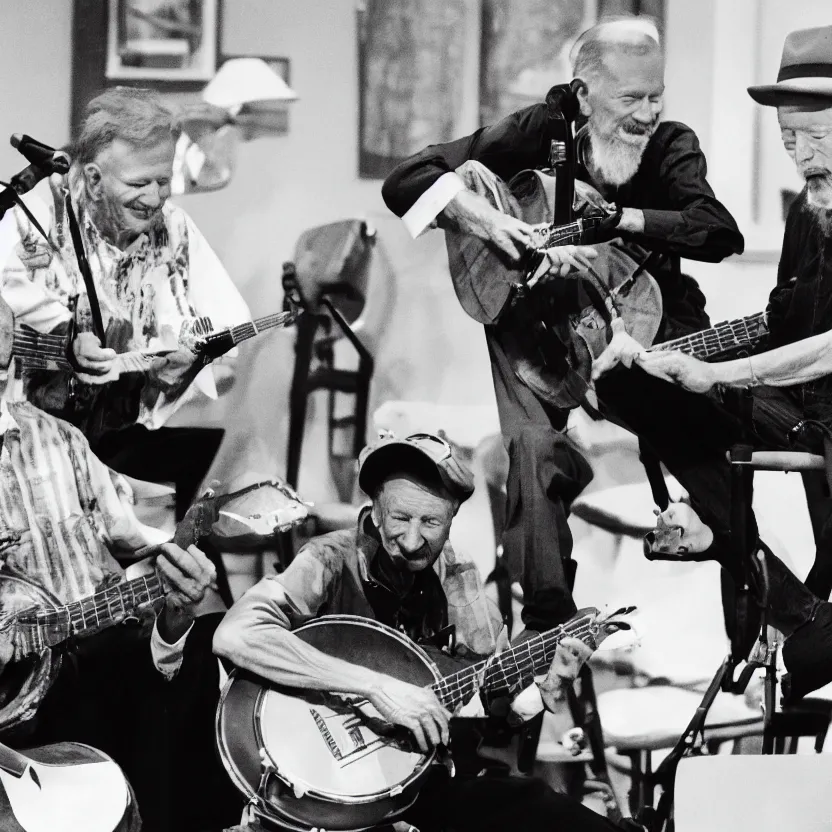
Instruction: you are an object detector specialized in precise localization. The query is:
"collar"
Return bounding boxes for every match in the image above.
[0,399,20,437]
[355,504,382,586]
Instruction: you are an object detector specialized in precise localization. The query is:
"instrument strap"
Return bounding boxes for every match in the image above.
[0,183,106,347]
[64,194,106,345]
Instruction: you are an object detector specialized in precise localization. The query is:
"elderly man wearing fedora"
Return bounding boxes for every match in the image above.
[592,25,832,701]
[215,432,630,832]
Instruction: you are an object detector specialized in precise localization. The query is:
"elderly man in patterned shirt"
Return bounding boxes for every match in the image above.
[0,86,251,522]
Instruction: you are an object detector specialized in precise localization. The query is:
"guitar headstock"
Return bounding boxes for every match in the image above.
[588,605,638,650]
[173,490,218,549]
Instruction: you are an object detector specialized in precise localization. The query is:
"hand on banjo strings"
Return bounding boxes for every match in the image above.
[366,677,451,753]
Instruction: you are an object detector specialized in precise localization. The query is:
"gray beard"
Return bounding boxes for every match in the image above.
[587,126,649,187]
[803,193,832,236]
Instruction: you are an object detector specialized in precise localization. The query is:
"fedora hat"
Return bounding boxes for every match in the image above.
[749,26,832,106]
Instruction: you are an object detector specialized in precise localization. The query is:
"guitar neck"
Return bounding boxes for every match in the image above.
[222,310,297,347]
[648,311,769,361]
[15,572,166,658]
[429,610,598,712]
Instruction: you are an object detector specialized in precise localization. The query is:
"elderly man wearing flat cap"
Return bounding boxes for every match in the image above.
[592,25,832,701]
[215,432,626,832]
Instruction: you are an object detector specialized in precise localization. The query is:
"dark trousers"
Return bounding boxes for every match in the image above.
[402,767,620,832]
[594,366,832,698]
[595,367,832,595]
[93,425,225,522]
[485,327,594,632]
[17,613,242,832]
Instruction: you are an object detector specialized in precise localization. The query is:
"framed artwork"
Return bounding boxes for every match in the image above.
[480,0,664,125]
[357,0,480,179]
[105,0,219,82]
[71,0,225,137]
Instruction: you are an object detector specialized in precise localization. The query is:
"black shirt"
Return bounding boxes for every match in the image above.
[770,191,832,418]
[382,104,744,339]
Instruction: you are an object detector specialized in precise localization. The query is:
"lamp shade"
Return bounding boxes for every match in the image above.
[202,58,298,113]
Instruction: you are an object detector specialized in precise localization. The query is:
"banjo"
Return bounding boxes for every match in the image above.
[0,479,310,738]
[216,606,635,832]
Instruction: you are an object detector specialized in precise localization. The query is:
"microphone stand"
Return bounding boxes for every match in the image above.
[0,152,107,346]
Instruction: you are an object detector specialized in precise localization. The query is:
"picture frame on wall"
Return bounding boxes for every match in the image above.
[357,0,481,180]
[105,0,220,82]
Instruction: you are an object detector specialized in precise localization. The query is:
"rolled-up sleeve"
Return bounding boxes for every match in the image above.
[630,125,744,262]
[382,104,551,227]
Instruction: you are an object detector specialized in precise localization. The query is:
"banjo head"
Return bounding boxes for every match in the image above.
[217,615,441,831]
[0,573,62,738]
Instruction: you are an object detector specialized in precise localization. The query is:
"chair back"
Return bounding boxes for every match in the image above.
[675,754,832,831]
[289,219,376,324]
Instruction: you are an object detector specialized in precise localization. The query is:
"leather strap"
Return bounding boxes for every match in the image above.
[63,195,106,345]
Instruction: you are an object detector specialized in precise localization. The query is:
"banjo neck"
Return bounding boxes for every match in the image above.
[648,311,769,361]
[429,609,599,712]
[12,571,166,658]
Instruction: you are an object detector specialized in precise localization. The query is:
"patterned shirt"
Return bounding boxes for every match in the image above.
[0,400,185,677]
[258,507,502,656]
[0,176,250,429]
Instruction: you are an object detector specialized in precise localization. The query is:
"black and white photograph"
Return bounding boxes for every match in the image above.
[1,1,832,831]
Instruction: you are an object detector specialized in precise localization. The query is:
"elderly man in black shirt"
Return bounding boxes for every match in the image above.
[593,25,832,701]
[382,18,743,633]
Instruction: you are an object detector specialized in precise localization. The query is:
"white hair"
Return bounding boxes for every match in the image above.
[571,16,662,81]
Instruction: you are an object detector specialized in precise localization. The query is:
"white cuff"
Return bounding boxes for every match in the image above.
[401,172,466,238]
[150,617,193,680]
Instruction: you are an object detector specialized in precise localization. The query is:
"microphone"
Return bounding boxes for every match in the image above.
[10,134,71,175]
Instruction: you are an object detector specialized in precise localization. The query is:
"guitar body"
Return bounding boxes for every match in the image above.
[0,575,62,739]
[0,742,133,832]
[216,616,441,832]
[445,161,663,410]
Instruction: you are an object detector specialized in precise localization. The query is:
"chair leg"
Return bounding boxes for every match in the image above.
[286,317,318,489]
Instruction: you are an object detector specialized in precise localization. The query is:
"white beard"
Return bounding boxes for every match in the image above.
[587,124,650,187]
[803,190,832,235]
[805,174,832,212]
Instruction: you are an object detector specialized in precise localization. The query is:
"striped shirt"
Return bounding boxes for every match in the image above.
[0,400,155,602]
